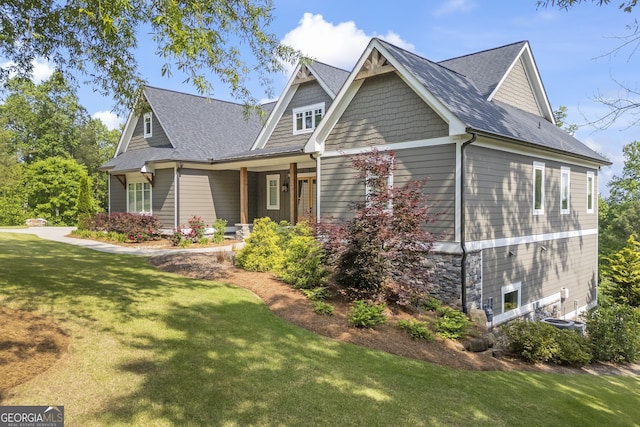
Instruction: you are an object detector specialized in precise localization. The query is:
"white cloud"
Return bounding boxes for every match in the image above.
[92,110,123,130]
[1,57,54,83]
[282,13,415,71]
[433,0,475,17]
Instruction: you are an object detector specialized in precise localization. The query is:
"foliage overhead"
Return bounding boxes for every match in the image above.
[0,0,302,112]
[537,0,637,11]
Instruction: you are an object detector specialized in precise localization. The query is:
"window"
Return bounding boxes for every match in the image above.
[293,103,324,134]
[266,174,280,210]
[143,112,152,138]
[560,166,570,214]
[502,282,522,313]
[586,171,595,214]
[127,182,152,213]
[533,162,545,215]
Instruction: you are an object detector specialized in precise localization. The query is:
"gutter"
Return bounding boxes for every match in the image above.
[460,132,477,314]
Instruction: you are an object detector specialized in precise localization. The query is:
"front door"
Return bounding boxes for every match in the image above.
[297,176,316,222]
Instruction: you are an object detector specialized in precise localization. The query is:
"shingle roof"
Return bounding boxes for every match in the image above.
[438,41,527,99]
[308,61,350,96]
[376,38,610,164]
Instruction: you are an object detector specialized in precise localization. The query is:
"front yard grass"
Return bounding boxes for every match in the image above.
[0,232,639,426]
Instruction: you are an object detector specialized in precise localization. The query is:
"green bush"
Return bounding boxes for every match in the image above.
[348,300,387,328]
[212,218,227,243]
[278,221,327,289]
[587,304,640,362]
[313,301,335,316]
[235,218,285,272]
[302,287,330,301]
[503,320,592,366]
[435,307,471,340]
[422,296,442,312]
[398,319,433,341]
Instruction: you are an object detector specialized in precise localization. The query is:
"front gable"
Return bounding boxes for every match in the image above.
[126,110,173,152]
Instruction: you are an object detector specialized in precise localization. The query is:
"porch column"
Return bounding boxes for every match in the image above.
[240,167,248,224]
[289,163,298,224]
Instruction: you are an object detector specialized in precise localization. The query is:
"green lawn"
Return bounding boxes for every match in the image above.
[1,233,638,426]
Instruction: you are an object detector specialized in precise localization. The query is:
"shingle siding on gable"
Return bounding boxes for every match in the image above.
[464,145,598,242]
[492,58,541,117]
[325,73,448,151]
[127,114,172,151]
[265,81,333,149]
[320,144,456,240]
[152,168,175,228]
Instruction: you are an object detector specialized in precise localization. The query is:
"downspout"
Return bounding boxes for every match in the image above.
[460,132,477,314]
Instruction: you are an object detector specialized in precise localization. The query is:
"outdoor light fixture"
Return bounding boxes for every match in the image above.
[282,182,289,192]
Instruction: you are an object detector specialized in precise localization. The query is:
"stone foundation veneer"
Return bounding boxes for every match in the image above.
[418,250,482,311]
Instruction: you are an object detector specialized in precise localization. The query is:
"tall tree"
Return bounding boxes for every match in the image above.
[0,0,301,112]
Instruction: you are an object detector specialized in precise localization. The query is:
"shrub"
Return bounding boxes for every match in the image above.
[600,235,640,308]
[235,218,285,272]
[279,221,328,289]
[212,218,227,243]
[302,287,330,301]
[87,212,161,242]
[435,307,471,340]
[503,320,592,366]
[422,296,442,312]
[586,304,640,362]
[348,300,387,328]
[313,301,335,316]
[398,319,434,341]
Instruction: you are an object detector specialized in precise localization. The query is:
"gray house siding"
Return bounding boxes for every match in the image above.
[492,58,541,116]
[320,144,456,240]
[127,113,172,151]
[265,81,333,149]
[178,169,216,225]
[109,175,127,213]
[482,233,598,317]
[152,168,175,228]
[465,145,599,242]
[256,170,290,222]
[325,73,448,151]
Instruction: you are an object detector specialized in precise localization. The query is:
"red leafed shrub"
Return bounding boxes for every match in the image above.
[88,212,162,242]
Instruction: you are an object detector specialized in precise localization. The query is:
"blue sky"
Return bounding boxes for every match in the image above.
[56,1,640,193]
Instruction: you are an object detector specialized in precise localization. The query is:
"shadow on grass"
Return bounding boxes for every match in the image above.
[1,233,639,426]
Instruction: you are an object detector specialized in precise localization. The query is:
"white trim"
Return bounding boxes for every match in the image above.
[252,81,299,150]
[143,112,153,138]
[315,155,322,222]
[533,161,545,216]
[174,166,179,229]
[586,171,595,214]
[501,281,522,314]
[560,166,571,215]
[466,228,598,251]
[114,110,137,156]
[293,102,325,135]
[126,176,153,214]
[322,136,457,158]
[492,291,561,325]
[455,139,462,243]
[266,174,280,210]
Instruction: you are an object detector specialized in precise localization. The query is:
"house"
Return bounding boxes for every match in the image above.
[101,38,610,325]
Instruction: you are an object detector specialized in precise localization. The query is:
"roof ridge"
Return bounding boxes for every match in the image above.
[144,85,275,108]
[438,40,528,64]
[308,60,350,73]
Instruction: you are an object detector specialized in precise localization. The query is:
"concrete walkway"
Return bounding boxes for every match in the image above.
[0,227,242,256]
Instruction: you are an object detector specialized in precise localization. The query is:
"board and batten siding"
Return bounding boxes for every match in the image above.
[482,233,598,315]
[178,169,242,226]
[109,175,127,213]
[324,73,448,151]
[264,81,333,150]
[320,144,456,240]
[492,58,541,117]
[465,145,598,242]
[152,168,175,228]
[127,113,172,151]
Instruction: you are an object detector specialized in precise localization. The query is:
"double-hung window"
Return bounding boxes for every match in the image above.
[533,162,545,215]
[143,112,153,138]
[586,171,595,214]
[128,181,152,214]
[293,103,324,134]
[266,174,280,210]
[560,166,570,214]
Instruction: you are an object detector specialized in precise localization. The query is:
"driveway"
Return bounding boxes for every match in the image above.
[0,227,240,255]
